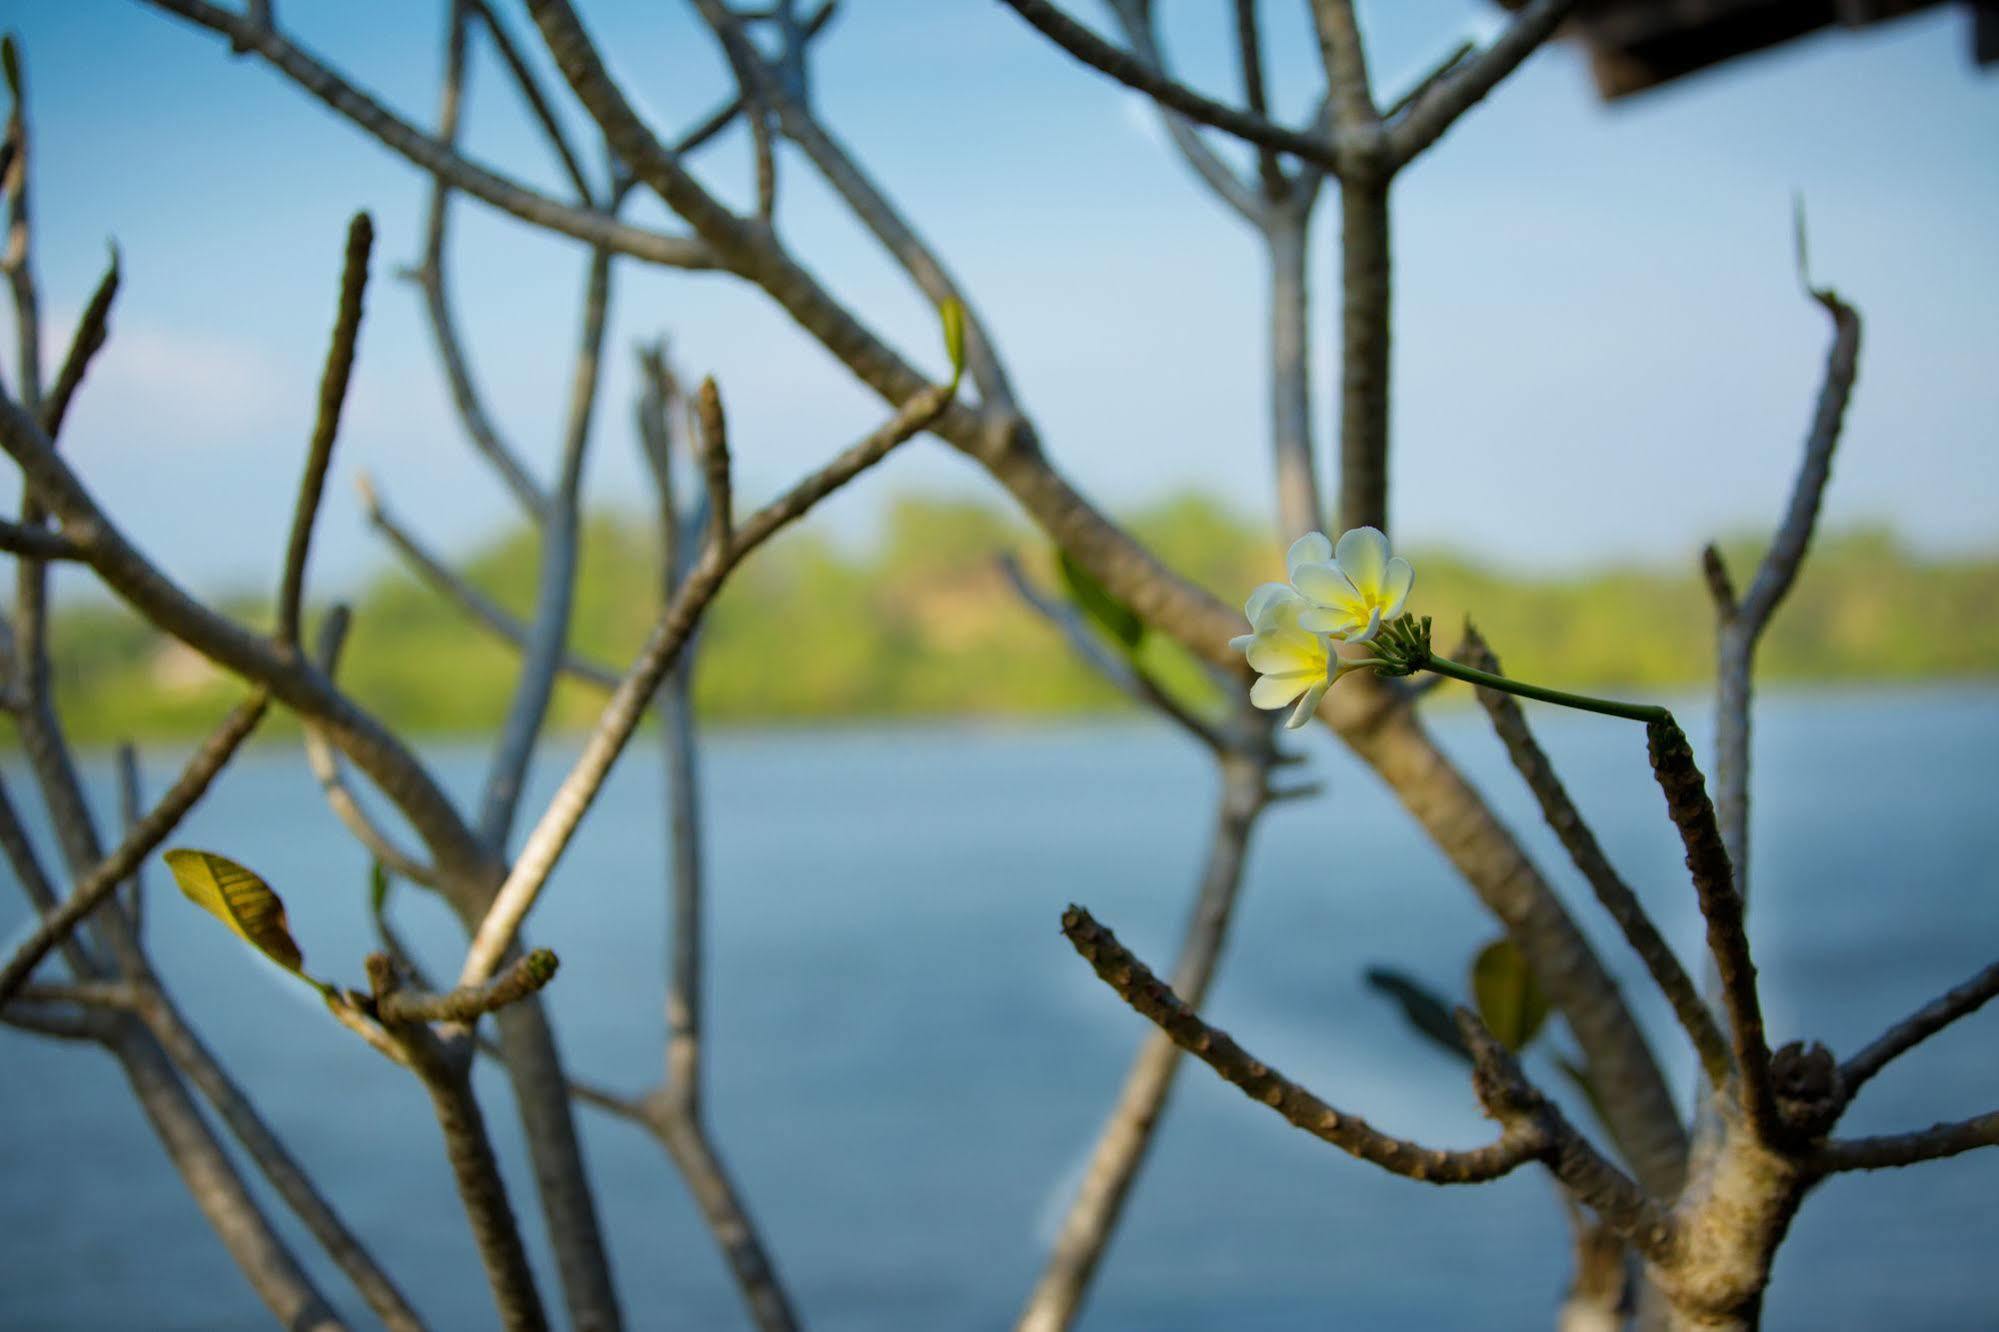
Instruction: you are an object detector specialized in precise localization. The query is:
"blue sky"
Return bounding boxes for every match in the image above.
[4,1,1995,596]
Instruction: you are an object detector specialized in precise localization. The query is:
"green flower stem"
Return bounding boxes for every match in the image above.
[1421,656,1669,725]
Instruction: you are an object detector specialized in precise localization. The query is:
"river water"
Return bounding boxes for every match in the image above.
[3,688,1995,1329]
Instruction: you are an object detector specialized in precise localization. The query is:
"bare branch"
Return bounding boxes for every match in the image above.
[133,986,428,1332]
[691,377,733,552]
[139,0,721,271]
[458,378,957,987]
[1460,627,1732,1091]
[1231,0,1285,198]
[1385,0,1582,169]
[1736,285,1860,637]
[369,957,548,1332]
[355,476,619,690]
[1103,0,1263,227]
[0,393,492,890]
[0,515,85,560]
[1454,1008,1674,1262]
[305,606,442,887]
[116,742,144,932]
[1061,905,1543,1184]
[696,6,1018,410]
[0,996,111,1041]
[3,40,42,419]
[996,551,1223,752]
[466,0,596,203]
[1814,1112,1999,1174]
[277,211,372,649]
[0,692,269,1005]
[1380,39,1476,121]
[1022,753,1269,1330]
[41,243,118,439]
[375,947,559,1025]
[1840,958,1999,1109]
[1308,0,1378,134]
[0,772,101,978]
[1644,716,1778,1143]
[475,236,614,849]
[993,0,1339,175]
[669,1,836,158]
[1701,542,1737,617]
[412,0,552,521]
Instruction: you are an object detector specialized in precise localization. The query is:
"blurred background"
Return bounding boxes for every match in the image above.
[1,2,1995,1329]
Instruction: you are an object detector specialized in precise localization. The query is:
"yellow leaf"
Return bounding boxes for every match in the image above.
[164,848,307,975]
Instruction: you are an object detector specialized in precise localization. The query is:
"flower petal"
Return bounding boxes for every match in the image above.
[1227,633,1255,652]
[1251,671,1314,709]
[1286,531,1333,579]
[1286,678,1331,729]
[1246,631,1325,677]
[1291,560,1360,612]
[1296,606,1361,635]
[1335,526,1391,599]
[1359,606,1384,643]
[1381,557,1414,620]
[1244,581,1301,627]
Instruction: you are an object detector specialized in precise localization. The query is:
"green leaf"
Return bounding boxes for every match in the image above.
[1,35,20,102]
[368,859,391,918]
[165,848,310,978]
[1471,936,1550,1052]
[1363,967,1470,1064]
[938,298,967,385]
[1057,549,1145,652]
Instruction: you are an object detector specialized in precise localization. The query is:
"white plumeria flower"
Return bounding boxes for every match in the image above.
[1228,584,1376,728]
[1285,526,1414,644]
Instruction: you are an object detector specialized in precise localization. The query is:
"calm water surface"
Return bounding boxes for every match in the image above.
[3,688,1996,1329]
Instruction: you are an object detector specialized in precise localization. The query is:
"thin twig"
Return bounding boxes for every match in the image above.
[1839,958,1999,1110]
[0,772,101,977]
[1103,0,1262,226]
[1231,0,1285,199]
[141,0,721,271]
[475,232,615,849]
[993,0,1340,174]
[458,378,956,987]
[1021,752,1269,1331]
[375,948,559,1025]
[1643,716,1777,1144]
[0,693,269,1005]
[691,377,733,555]
[116,742,144,933]
[1060,905,1542,1183]
[669,0,836,158]
[1460,627,1731,1091]
[277,211,372,650]
[466,0,597,203]
[3,40,42,420]
[41,243,118,439]
[1385,0,1582,169]
[305,606,441,887]
[355,477,619,690]
[996,551,1222,751]
[1812,1112,1999,1173]
[133,986,429,1332]
[0,515,85,559]
[413,0,551,521]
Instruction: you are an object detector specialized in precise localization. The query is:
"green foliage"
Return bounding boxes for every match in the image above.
[164,848,323,992]
[1470,936,1550,1052]
[28,494,1999,743]
[1362,967,1470,1064]
[1058,550,1145,652]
